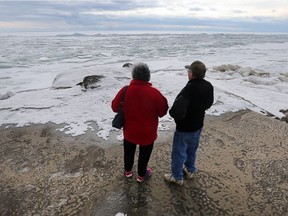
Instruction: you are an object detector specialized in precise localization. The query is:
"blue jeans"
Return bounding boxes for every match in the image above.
[171,128,202,180]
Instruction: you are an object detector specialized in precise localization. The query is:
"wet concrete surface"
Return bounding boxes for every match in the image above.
[1,110,287,216]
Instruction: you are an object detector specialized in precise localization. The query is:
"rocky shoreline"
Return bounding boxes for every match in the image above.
[1,110,287,215]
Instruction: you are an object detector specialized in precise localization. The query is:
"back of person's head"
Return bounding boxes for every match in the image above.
[132,62,151,81]
[188,61,206,79]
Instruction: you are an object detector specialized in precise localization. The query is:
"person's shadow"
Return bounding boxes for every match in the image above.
[121,178,149,216]
[91,177,149,216]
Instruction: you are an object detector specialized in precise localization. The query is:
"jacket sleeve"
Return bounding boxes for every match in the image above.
[205,84,214,110]
[169,94,190,120]
[156,92,169,118]
[111,87,125,113]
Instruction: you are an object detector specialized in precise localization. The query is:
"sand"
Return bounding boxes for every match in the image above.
[0,110,287,216]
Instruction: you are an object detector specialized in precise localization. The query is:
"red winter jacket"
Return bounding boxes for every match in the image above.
[111,80,168,145]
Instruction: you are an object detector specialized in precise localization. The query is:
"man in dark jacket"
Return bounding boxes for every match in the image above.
[164,60,214,186]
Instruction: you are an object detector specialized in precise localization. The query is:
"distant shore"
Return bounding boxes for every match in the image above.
[1,110,287,215]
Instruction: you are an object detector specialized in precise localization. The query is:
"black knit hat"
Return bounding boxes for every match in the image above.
[132,63,151,81]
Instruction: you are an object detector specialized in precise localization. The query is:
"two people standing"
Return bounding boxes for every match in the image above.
[111,61,214,185]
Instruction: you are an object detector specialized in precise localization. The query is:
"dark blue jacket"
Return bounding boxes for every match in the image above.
[169,78,214,132]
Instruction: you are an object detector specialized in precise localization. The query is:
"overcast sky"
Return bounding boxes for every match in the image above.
[0,0,288,33]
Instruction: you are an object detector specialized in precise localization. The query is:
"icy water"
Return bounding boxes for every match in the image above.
[0,33,288,138]
[1,33,288,73]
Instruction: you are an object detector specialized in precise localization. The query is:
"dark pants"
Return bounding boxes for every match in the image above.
[124,139,154,177]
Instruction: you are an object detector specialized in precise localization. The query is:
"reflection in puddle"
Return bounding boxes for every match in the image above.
[93,180,151,216]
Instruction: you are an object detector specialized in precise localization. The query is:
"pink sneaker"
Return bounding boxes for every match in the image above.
[124,170,133,178]
[137,168,152,183]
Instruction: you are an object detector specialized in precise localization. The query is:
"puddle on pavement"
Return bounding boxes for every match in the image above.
[91,171,234,216]
[93,179,151,216]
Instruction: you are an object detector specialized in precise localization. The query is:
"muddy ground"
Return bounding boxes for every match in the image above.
[1,110,287,216]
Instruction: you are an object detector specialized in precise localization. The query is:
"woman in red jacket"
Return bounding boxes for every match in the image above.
[112,62,168,183]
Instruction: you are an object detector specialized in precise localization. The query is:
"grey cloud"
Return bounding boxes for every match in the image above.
[91,15,288,33]
[0,0,162,28]
[232,10,245,14]
[0,1,160,21]
[188,7,205,12]
[0,1,287,33]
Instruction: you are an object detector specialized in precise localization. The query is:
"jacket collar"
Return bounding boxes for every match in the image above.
[187,78,203,84]
[130,79,152,86]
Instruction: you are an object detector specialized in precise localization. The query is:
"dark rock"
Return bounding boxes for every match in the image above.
[280,109,288,123]
[122,63,133,68]
[76,75,104,89]
[0,91,15,100]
